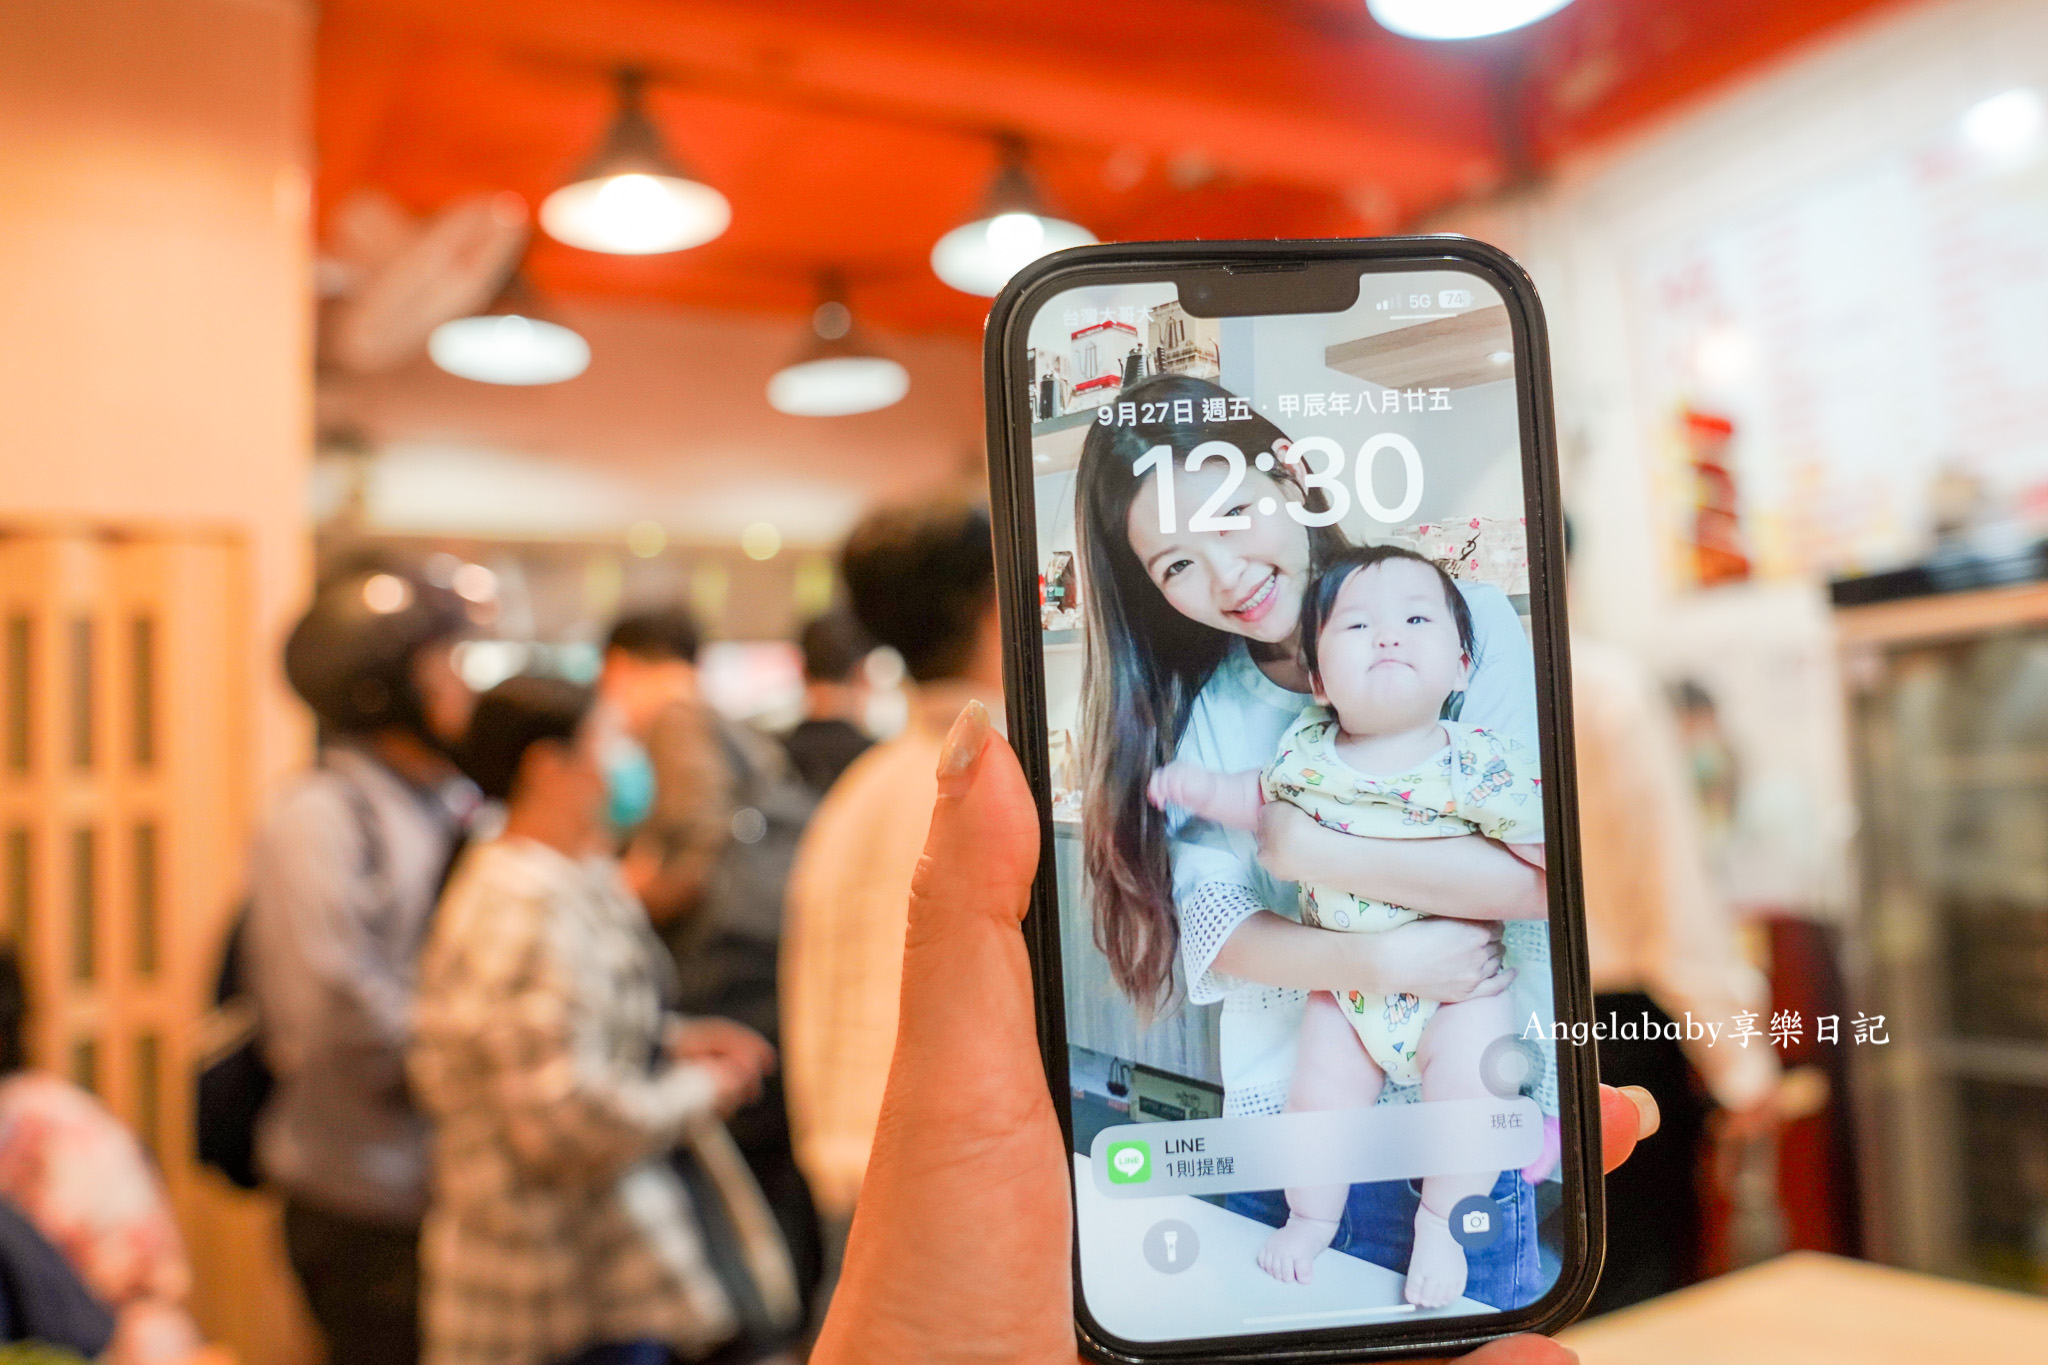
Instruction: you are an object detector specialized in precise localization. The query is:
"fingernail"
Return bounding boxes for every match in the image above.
[936,699,992,789]
[1620,1085,1661,1140]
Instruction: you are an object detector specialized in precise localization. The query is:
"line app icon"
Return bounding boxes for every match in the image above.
[1107,1140,1151,1185]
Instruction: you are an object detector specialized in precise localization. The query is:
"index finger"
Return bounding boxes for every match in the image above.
[1600,1083,1660,1173]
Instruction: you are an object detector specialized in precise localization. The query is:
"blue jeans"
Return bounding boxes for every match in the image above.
[1225,1170,1542,1310]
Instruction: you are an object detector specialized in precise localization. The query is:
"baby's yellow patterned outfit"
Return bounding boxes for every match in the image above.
[1261,708,1545,1086]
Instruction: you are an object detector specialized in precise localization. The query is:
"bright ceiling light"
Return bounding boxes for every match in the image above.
[540,69,730,255]
[768,277,910,416]
[542,174,729,255]
[429,277,590,386]
[430,313,590,385]
[931,136,1097,297]
[1367,0,1577,41]
[768,357,910,417]
[1961,88,2045,160]
[932,212,1096,297]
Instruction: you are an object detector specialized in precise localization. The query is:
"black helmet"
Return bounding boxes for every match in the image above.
[284,565,469,741]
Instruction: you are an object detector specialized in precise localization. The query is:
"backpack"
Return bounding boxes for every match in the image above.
[193,774,387,1190]
[661,720,817,1041]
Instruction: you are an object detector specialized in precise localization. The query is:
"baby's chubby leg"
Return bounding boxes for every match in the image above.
[1146,760,1265,832]
[1406,990,1517,1308]
[1258,991,1385,1286]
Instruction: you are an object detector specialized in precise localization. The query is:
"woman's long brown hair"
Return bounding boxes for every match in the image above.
[1074,374,1345,1010]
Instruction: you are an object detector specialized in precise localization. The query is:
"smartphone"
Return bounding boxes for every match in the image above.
[982,239,1598,1361]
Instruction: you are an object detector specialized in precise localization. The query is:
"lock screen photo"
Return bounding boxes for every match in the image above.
[1026,270,1567,1344]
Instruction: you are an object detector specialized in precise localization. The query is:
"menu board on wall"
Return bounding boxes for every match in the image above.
[1631,102,2048,581]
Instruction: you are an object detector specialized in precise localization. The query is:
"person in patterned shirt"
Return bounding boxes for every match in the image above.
[0,949,206,1364]
[1149,545,1548,1309]
[410,677,798,1365]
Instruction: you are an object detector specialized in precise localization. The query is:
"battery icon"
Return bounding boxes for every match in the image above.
[1439,288,1473,309]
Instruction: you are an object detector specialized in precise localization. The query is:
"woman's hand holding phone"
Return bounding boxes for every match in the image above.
[811,705,1656,1365]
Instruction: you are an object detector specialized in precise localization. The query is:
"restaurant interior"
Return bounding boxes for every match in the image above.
[4,0,2048,1360]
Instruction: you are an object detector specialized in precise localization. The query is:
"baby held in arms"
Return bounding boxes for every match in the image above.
[1149,545,1547,1307]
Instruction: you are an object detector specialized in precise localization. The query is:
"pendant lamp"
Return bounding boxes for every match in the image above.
[1366,0,1576,41]
[429,274,590,386]
[930,136,1095,297]
[767,275,910,417]
[540,69,730,255]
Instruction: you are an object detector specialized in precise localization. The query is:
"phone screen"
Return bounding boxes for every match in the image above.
[1020,265,1571,1348]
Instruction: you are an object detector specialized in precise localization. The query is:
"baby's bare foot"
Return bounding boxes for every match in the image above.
[1403,1207,1470,1308]
[1257,1214,1339,1285]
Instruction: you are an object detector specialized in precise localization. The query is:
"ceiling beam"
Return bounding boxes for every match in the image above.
[327,0,1508,214]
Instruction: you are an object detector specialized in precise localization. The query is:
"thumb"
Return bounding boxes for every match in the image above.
[822,700,1073,1363]
[889,698,1049,1139]
[911,699,1042,923]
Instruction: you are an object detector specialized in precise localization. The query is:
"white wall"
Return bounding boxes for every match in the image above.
[1428,0,2048,916]
[1447,0,2048,637]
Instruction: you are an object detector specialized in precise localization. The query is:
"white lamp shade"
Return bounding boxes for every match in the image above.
[540,172,731,255]
[766,356,910,417]
[1367,0,1576,41]
[930,212,1096,296]
[429,314,591,386]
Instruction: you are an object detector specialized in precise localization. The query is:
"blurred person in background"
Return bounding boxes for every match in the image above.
[780,501,1001,1298]
[0,948,206,1364]
[412,676,798,1365]
[246,563,477,1365]
[779,611,873,797]
[600,611,825,1324]
[598,610,727,928]
[1570,624,1782,1312]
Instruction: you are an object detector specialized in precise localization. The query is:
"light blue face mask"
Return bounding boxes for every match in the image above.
[602,735,656,834]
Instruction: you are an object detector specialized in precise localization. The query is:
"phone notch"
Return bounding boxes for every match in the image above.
[1176,261,1362,318]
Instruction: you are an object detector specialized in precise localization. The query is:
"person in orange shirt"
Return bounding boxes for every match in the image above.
[779,501,1002,1295]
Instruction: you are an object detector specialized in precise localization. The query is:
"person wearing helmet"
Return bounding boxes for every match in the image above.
[244,563,477,1365]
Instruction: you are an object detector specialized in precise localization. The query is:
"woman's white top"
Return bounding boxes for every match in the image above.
[1167,581,1547,1117]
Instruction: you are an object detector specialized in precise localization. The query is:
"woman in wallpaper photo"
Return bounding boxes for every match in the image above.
[1070,371,1554,1311]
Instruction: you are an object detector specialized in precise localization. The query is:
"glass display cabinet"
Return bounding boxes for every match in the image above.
[1837,576,2048,1296]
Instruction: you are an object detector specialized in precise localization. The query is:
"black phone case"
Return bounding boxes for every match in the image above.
[980,237,1601,1362]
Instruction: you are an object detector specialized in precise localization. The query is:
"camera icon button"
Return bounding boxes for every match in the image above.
[1447,1194,1506,1252]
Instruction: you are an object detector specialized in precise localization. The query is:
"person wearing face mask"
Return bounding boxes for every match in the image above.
[244,562,478,1365]
[596,610,722,923]
[598,610,826,1334]
[412,676,796,1365]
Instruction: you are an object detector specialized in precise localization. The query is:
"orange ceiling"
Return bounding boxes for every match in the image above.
[318,0,1913,336]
